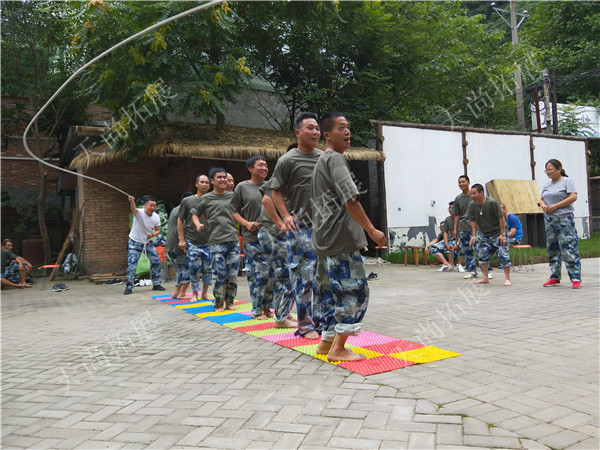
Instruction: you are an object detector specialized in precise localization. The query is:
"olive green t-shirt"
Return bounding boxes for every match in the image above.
[468,197,503,238]
[452,193,473,232]
[192,191,238,245]
[1,249,17,272]
[310,150,366,256]
[166,205,182,253]
[258,179,285,237]
[178,195,209,246]
[442,215,454,238]
[229,180,264,243]
[270,148,323,226]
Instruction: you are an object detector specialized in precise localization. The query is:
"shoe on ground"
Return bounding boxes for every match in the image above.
[52,284,62,292]
[488,273,493,279]
[572,281,581,289]
[464,272,478,279]
[543,279,560,287]
[123,288,133,295]
[133,277,141,287]
[367,272,378,280]
[58,283,69,291]
[438,264,452,272]
[457,264,466,273]
[152,285,166,291]
[104,278,123,285]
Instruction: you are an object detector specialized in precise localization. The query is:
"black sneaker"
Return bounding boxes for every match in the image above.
[133,277,141,287]
[52,284,62,292]
[104,278,123,285]
[152,285,166,291]
[123,288,133,295]
[367,272,378,281]
[58,283,69,291]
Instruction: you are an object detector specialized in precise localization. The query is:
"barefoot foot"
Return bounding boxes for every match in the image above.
[473,279,490,284]
[316,340,332,355]
[262,309,274,318]
[252,313,269,320]
[504,280,512,286]
[287,316,298,323]
[225,304,236,311]
[327,348,366,362]
[304,331,319,340]
[274,319,297,328]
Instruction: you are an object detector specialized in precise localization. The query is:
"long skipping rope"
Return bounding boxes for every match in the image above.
[21,0,225,199]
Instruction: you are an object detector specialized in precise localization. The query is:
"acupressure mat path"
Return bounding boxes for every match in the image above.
[152,295,460,376]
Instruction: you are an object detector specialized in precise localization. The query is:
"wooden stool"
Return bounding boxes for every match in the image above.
[512,245,534,272]
[404,246,427,266]
[41,264,60,291]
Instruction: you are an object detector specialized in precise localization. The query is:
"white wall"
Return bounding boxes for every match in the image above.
[382,125,590,251]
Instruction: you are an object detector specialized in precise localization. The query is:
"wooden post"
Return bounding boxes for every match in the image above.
[49,206,82,281]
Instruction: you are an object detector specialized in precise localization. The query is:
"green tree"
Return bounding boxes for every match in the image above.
[75,0,252,156]
[1,0,92,263]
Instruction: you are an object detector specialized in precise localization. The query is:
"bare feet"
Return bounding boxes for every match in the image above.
[171,289,180,299]
[191,295,199,302]
[262,309,274,318]
[327,348,366,362]
[252,313,269,320]
[473,279,490,284]
[504,280,512,286]
[24,284,33,288]
[287,316,298,323]
[200,296,210,300]
[225,304,236,311]
[274,318,297,328]
[215,306,225,312]
[304,331,319,340]
[316,340,332,355]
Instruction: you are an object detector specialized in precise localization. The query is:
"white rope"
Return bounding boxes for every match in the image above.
[22,0,225,197]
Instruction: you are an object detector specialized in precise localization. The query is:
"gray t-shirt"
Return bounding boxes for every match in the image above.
[452,193,473,232]
[270,147,323,226]
[166,206,182,253]
[192,191,238,244]
[229,180,264,243]
[310,150,367,256]
[442,215,454,239]
[178,195,209,246]
[258,179,285,237]
[468,197,503,238]
[541,177,577,218]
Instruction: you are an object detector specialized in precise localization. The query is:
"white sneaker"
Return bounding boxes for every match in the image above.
[488,273,493,279]
[457,264,465,273]
[438,264,452,272]
[464,272,478,279]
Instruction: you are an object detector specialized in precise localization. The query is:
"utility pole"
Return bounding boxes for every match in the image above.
[542,69,552,134]
[492,1,527,132]
[550,68,559,134]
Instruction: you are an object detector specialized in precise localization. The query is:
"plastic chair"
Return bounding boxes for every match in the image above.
[41,264,60,291]
[512,244,534,272]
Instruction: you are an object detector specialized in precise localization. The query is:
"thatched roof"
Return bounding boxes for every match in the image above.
[68,122,385,171]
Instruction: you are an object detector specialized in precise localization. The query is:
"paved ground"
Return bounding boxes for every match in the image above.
[2,258,598,449]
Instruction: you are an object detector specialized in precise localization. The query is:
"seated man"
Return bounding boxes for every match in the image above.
[425,202,457,272]
[500,203,523,246]
[1,238,33,288]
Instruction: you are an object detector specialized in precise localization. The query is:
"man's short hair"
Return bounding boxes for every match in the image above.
[2,238,13,246]
[142,195,156,204]
[195,174,208,183]
[320,112,345,133]
[471,183,484,193]
[458,175,470,183]
[246,155,266,169]
[294,112,318,130]
[448,201,454,206]
[208,167,227,180]
[180,192,194,202]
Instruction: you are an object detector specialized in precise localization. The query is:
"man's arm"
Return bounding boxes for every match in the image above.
[344,197,386,247]
[177,217,187,252]
[453,214,459,239]
[148,225,161,240]
[498,217,507,245]
[128,196,138,216]
[469,221,477,246]
[262,195,286,232]
[231,213,258,232]
[271,189,297,232]
[14,255,32,271]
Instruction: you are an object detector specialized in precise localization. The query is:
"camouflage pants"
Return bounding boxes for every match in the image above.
[457,231,477,272]
[1,261,20,283]
[317,252,369,343]
[429,238,457,256]
[185,241,212,292]
[126,238,161,290]
[210,241,240,308]
[244,241,272,316]
[286,227,319,337]
[475,236,511,266]
[545,215,581,281]
[258,230,293,322]
[167,251,190,287]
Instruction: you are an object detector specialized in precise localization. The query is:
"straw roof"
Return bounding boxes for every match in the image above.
[68,122,385,171]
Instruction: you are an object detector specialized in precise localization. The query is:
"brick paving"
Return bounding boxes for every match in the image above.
[2,258,598,449]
